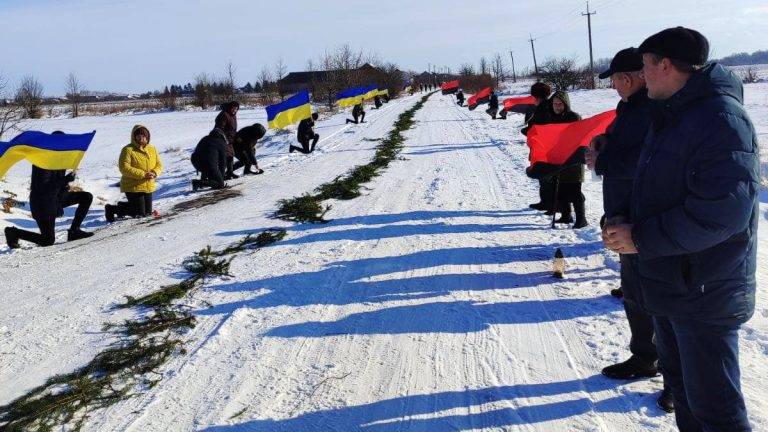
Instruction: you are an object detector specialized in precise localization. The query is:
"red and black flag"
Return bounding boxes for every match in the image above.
[525,110,617,179]
[502,95,537,114]
[467,87,492,111]
[441,80,459,95]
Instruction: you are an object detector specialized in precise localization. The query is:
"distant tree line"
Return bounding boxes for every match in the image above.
[716,50,768,66]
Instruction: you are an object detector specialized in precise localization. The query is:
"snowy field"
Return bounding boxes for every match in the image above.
[1,82,767,431]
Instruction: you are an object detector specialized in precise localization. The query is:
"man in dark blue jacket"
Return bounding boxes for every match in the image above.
[604,28,758,431]
[190,128,228,191]
[587,47,675,411]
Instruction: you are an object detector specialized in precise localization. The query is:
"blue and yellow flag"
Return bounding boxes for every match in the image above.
[266,90,312,129]
[362,85,379,100]
[0,131,95,178]
[377,89,389,97]
[336,87,365,108]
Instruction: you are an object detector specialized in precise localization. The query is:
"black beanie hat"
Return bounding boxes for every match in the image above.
[638,27,709,65]
[531,82,552,99]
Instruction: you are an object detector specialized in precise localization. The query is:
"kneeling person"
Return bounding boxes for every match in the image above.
[191,128,229,191]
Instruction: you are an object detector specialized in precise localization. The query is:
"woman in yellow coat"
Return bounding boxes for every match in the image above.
[105,125,162,221]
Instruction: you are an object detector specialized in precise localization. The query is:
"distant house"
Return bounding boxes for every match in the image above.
[278,63,394,95]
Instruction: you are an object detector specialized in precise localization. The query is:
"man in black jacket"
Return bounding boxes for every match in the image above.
[4,133,94,248]
[456,89,465,106]
[604,28,758,431]
[486,90,499,119]
[191,128,228,191]
[586,47,674,412]
[345,103,366,124]
[291,113,319,154]
[233,123,266,175]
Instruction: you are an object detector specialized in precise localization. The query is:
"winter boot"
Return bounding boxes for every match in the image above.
[105,204,117,223]
[555,207,574,224]
[657,384,675,413]
[4,227,20,249]
[573,200,588,229]
[68,228,94,242]
[602,356,659,380]
[529,202,547,211]
[192,179,202,192]
[610,287,624,298]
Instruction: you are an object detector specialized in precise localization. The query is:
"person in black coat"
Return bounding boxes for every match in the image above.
[215,101,239,180]
[544,91,587,228]
[585,47,673,412]
[290,113,319,154]
[486,91,499,119]
[233,123,266,175]
[345,103,366,124]
[4,133,94,248]
[373,95,383,109]
[522,82,554,213]
[456,89,465,106]
[603,28,759,431]
[191,128,228,191]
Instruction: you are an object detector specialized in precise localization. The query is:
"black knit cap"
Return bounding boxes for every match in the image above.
[599,47,643,79]
[530,82,552,99]
[638,27,709,65]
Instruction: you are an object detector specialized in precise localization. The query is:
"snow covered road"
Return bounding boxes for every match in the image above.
[3,89,767,431]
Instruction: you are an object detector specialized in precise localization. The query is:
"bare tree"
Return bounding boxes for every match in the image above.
[16,75,44,119]
[539,57,582,91]
[491,53,506,86]
[258,67,274,103]
[274,58,287,100]
[194,72,213,109]
[459,63,475,77]
[479,57,489,76]
[224,61,237,101]
[0,74,22,140]
[65,72,83,118]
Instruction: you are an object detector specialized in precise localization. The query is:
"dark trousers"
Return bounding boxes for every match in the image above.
[539,179,554,208]
[620,255,658,364]
[14,191,92,246]
[116,192,152,217]
[654,316,751,432]
[290,133,319,154]
[555,181,585,219]
[233,145,258,172]
[346,113,365,124]
[486,107,498,119]
[225,156,234,177]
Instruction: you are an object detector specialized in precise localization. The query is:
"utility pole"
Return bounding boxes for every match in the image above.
[509,50,517,83]
[529,35,539,80]
[582,1,597,88]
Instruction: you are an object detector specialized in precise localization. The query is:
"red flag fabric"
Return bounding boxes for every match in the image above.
[441,80,459,95]
[467,87,492,110]
[503,95,537,110]
[527,109,617,167]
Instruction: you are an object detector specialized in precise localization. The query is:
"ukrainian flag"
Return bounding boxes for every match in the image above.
[336,87,365,108]
[377,89,389,97]
[362,85,379,101]
[266,90,312,129]
[0,131,95,178]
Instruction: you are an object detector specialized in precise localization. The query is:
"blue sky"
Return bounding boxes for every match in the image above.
[1,0,766,95]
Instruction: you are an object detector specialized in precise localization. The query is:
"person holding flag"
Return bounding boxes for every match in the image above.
[4,130,95,248]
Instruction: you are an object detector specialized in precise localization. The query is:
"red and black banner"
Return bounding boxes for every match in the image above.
[467,87,492,111]
[502,95,537,114]
[441,80,459,95]
[526,110,617,178]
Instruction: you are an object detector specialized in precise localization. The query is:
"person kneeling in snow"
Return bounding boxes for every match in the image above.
[345,103,365,124]
[105,125,162,222]
[290,113,320,154]
[190,128,229,191]
[233,123,266,175]
[4,132,94,249]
